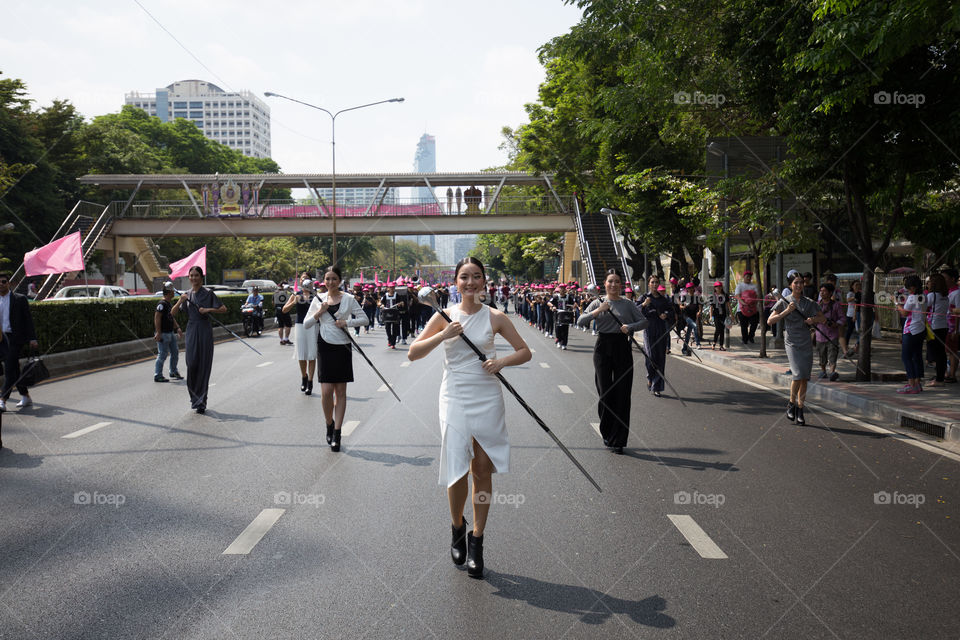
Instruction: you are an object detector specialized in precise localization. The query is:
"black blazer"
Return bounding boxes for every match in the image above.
[4,293,37,345]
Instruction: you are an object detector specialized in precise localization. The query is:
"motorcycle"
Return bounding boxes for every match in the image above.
[241,303,263,337]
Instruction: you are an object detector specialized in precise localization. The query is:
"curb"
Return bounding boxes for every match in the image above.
[684,347,960,444]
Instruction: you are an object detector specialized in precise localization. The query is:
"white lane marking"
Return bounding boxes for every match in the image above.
[667,514,728,559]
[591,422,601,437]
[342,420,360,436]
[62,422,113,439]
[540,362,551,369]
[401,361,411,367]
[222,509,285,555]
[530,349,535,354]
[671,354,960,464]
[256,361,274,368]
[378,384,387,392]
[558,385,574,394]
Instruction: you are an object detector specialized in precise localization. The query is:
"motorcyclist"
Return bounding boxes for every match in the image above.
[244,286,264,333]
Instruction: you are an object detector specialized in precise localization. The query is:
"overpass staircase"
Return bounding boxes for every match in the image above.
[573,200,631,287]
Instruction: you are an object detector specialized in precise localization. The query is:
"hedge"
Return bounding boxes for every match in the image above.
[30,293,277,355]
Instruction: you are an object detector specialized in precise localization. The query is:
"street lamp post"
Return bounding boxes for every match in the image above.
[264,92,404,266]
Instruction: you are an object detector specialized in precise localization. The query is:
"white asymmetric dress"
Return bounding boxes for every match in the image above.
[438,304,509,487]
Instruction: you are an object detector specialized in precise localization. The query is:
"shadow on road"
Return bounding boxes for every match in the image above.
[623,449,739,472]
[344,448,433,468]
[486,572,676,627]
[0,448,44,468]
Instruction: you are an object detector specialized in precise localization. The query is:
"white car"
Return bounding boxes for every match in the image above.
[240,279,278,292]
[47,285,132,300]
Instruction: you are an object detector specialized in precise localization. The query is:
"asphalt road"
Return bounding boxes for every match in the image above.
[0,314,957,639]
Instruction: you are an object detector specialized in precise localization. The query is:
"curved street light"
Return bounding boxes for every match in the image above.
[264,92,404,266]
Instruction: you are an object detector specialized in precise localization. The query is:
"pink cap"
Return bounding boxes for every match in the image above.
[685,283,694,289]
[657,285,667,291]
[713,281,723,287]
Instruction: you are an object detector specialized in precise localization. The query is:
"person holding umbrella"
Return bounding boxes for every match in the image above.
[408,257,531,579]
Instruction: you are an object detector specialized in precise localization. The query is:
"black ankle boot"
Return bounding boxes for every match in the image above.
[796,406,805,426]
[305,380,313,396]
[300,376,308,392]
[331,428,341,452]
[326,421,335,445]
[466,531,484,578]
[450,517,468,566]
[786,402,796,422]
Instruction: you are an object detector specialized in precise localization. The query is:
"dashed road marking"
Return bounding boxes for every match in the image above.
[558,385,573,394]
[540,362,550,369]
[62,422,113,439]
[256,361,274,368]
[401,361,411,367]
[667,514,728,559]
[591,422,601,437]
[378,384,387,392]
[222,509,285,555]
[342,420,360,436]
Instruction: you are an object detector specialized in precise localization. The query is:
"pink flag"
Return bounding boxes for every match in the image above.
[360,270,364,283]
[168,246,207,279]
[375,272,380,285]
[23,231,84,276]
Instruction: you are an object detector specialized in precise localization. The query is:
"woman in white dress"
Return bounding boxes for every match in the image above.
[408,257,531,579]
[283,278,318,395]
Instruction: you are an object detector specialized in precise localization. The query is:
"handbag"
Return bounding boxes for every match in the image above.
[20,351,50,387]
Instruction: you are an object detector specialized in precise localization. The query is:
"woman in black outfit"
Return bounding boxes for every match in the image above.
[171,266,227,414]
[708,281,732,351]
[639,275,675,397]
[303,266,368,451]
[577,270,648,453]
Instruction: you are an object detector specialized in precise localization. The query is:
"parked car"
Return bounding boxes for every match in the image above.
[44,285,132,301]
[208,284,249,294]
[240,279,278,293]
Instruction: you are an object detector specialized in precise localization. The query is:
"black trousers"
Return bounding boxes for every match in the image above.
[0,334,28,399]
[738,312,759,342]
[593,333,633,448]
[556,322,569,346]
[385,321,400,346]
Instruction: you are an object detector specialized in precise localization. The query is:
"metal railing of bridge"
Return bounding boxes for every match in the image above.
[106,195,574,220]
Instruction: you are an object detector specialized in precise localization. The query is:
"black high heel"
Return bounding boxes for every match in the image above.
[300,376,308,392]
[450,517,468,565]
[466,531,484,578]
[305,380,313,396]
[326,421,334,445]
[331,428,341,452]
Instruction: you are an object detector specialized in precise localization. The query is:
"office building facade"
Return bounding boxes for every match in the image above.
[125,79,271,158]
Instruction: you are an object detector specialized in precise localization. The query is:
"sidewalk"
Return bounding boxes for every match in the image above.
[672,325,960,446]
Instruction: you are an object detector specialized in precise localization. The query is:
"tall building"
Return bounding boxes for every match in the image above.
[413,134,437,250]
[125,79,271,158]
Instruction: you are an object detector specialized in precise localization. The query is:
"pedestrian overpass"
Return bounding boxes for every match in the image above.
[22,171,628,298]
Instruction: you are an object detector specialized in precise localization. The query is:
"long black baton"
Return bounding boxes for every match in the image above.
[420,288,602,493]
[312,293,401,403]
[598,299,688,407]
[179,290,262,356]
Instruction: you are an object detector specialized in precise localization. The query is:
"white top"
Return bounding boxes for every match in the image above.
[902,294,926,335]
[303,293,367,345]
[734,282,759,315]
[949,288,959,333]
[926,292,949,331]
[846,291,857,317]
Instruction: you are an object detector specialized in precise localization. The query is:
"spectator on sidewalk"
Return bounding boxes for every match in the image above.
[768,273,827,426]
[0,271,39,418]
[154,282,184,383]
[815,283,845,381]
[763,286,780,339]
[708,281,732,351]
[942,266,959,383]
[842,280,862,358]
[802,272,817,300]
[925,273,950,387]
[897,275,926,394]
[734,270,760,344]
